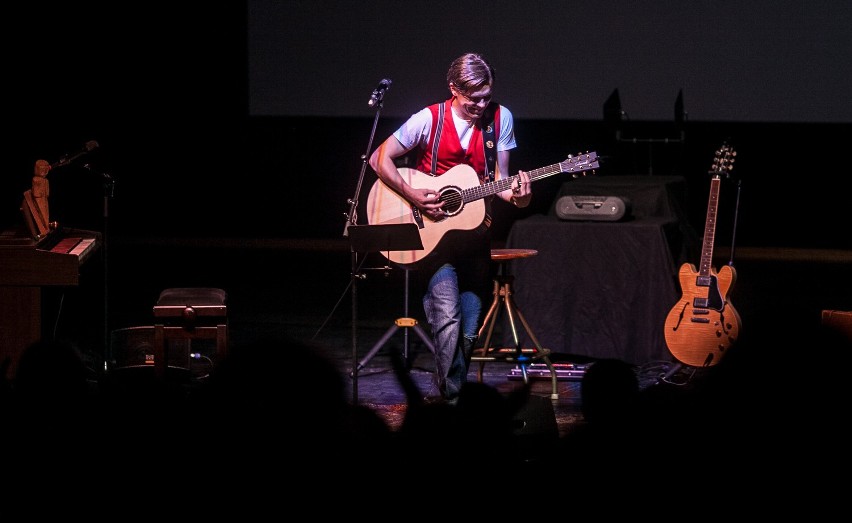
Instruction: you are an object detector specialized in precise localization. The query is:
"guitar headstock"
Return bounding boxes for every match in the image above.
[710,143,736,177]
[563,151,600,178]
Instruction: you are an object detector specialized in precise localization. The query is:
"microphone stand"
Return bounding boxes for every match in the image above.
[83,163,115,374]
[101,171,115,374]
[343,88,387,404]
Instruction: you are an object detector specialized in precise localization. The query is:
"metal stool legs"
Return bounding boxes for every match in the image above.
[471,249,559,400]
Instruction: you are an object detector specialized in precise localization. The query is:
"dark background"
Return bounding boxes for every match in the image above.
[250,1,851,124]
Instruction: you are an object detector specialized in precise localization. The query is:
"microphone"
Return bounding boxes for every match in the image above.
[368,78,392,107]
[51,140,99,169]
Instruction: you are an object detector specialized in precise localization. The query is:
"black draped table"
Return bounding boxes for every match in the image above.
[503,214,684,366]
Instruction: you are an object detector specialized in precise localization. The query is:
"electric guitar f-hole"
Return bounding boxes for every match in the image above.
[664,143,741,367]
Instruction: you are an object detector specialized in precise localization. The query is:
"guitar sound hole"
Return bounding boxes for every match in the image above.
[439,187,464,216]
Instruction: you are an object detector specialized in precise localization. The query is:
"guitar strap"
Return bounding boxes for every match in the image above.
[479,103,497,230]
[481,102,497,183]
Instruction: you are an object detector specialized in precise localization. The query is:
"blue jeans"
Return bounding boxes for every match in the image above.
[423,263,482,400]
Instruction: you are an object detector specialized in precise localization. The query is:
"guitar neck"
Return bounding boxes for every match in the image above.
[699,175,721,277]
[461,154,596,204]
[698,143,736,277]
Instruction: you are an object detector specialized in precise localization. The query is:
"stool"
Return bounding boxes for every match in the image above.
[152,287,228,380]
[470,249,559,400]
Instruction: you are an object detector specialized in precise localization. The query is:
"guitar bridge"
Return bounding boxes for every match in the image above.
[411,207,425,229]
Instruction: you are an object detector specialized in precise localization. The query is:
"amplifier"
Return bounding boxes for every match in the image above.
[554,195,630,222]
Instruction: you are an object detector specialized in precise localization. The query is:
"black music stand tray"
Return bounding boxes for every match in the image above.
[348,224,435,376]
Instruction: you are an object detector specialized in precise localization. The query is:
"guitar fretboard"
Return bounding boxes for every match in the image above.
[462,153,598,203]
[699,176,721,277]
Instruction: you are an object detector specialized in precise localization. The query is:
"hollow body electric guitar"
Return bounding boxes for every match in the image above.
[664,143,741,367]
[366,152,599,266]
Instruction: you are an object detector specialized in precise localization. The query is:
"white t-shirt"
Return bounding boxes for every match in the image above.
[393,103,517,152]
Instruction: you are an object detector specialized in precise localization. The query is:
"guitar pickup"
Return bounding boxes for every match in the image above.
[693,298,709,308]
[690,318,711,323]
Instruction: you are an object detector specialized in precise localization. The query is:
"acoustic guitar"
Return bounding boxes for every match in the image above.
[664,143,741,367]
[366,152,598,266]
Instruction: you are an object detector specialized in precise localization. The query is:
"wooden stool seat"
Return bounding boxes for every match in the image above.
[471,249,559,399]
[152,287,228,380]
[489,248,539,262]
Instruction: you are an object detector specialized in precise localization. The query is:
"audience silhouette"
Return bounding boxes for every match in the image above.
[3,310,847,505]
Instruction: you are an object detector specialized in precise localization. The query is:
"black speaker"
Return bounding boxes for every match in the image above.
[109,326,214,380]
[555,195,630,221]
[512,394,559,448]
[110,326,192,369]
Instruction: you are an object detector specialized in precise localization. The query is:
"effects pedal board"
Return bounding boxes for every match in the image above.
[507,362,590,381]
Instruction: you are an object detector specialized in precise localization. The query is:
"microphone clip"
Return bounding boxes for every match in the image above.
[368,78,392,107]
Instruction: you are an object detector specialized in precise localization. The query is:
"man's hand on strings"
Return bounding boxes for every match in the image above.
[408,186,445,220]
[511,170,532,207]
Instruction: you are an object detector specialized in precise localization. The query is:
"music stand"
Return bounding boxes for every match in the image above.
[347,224,435,400]
[348,223,422,254]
